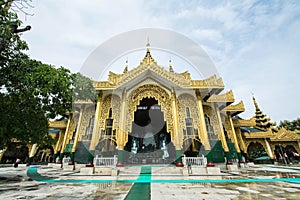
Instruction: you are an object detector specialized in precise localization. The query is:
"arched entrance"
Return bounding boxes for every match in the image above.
[124,97,175,164]
[95,138,117,157]
[247,142,268,161]
[183,138,202,157]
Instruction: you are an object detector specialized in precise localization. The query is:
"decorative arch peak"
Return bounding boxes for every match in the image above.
[140,39,157,65]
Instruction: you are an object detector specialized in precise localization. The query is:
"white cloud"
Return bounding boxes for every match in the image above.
[20,0,300,123]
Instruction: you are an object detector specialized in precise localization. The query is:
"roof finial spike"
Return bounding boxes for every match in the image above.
[169,59,174,72]
[252,95,259,111]
[146,37,150,52]
[123,58,128,73]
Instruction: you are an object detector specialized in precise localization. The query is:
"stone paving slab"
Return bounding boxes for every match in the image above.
[0,164,299,199]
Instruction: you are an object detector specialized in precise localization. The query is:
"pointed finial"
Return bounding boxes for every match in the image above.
[252,96,259,110]
[169,59,174,72]
[146,37,150,52]
[123,58,128,73]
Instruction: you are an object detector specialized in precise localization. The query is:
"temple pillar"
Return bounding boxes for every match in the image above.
[195,89,214,166]
[59,113,73,164]
[264,138,274,159]
[116,89,127,167]
[171,89,183,167]
[235,127,246,153]
[0,147,7,163]
[70,105,85,165]
[53,129,64,163]
[214,104,230,165]
[27,144,38,165]
[87,91,103,167]
[228,114,242,162]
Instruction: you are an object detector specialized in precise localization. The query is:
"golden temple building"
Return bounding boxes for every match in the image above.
[1,45,299,167]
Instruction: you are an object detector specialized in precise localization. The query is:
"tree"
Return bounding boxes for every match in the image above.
[0,58,74,148]
[279,118,300,131]
[0,0,31,66]
[72,72,96,102]
[0,1,96,150]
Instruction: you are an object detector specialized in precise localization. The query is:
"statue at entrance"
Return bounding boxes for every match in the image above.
[142,125,156,151]
[161,139,169,158]
[131,139,137,154]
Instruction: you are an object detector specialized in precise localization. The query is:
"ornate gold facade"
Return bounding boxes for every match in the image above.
[12,45,298,166]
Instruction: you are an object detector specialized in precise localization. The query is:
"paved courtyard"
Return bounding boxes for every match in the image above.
[0,164,299,199]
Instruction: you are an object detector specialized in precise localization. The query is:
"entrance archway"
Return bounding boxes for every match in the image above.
[124,97,175,164]
[247,142,267,161]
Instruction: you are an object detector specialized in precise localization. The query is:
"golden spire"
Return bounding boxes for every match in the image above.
[140,38,156,65]
[252,96,276,131]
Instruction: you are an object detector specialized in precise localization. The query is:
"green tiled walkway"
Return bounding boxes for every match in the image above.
[124,166,152,200]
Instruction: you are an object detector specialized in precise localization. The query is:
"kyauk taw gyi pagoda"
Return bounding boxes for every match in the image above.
[1,44,299,169]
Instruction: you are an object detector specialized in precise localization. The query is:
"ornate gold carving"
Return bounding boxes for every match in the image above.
[93,81,116,90]
[178,94,200,133]
[270,128,300,142]
[233,118,256,127]
[203,105,219,138]
[207,90,234,103]
[223,115,234,142]
[66,114,78,143]
[99,94,121,132]
[223,101,245,115]
[126,84,173,136]
[190,75,224,89]
[78,105,95,139]
[244,139,271,157]
[49,121,67,128]
[242,129,274,139]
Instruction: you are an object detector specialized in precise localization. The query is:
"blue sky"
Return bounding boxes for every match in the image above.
[21,0,300,123]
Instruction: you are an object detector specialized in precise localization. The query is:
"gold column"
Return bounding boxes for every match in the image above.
[0,147,7,162]
[89,91,103,151]
[195,89,210,150]
[29,144,39,158]
[264,138,274,159]
[116,89,127,166]
[235,127,247,152]
[228,114,241,153]
[117,89,127,149]
[171,88,182,149]
[54,129,64,155]
[72,105,85,153]
[214,104,229,152]
[171,88,184,167]
[60,113,73,155]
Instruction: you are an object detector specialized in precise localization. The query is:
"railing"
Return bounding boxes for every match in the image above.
[62,157,71,164]
[94,155,117,166]
[183,155,207,166]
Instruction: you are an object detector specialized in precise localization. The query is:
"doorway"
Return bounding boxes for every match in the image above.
[124,97,175,164]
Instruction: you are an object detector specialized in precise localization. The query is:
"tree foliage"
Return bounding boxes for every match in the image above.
[279,118,300,131]
[0,1,95,149]
[72,72,96,102]
[0,0,31,66]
